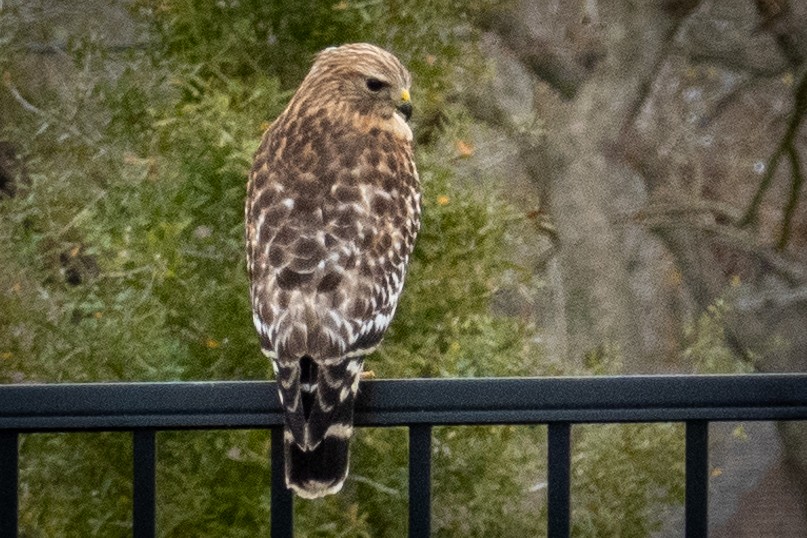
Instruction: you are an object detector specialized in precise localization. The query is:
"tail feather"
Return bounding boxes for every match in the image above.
[278,356,363,498]
[302,359,355,448]
[285,433,351,499]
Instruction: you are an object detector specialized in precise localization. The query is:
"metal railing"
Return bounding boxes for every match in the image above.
[1,374,807,537]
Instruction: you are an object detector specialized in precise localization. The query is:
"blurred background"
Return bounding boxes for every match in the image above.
[1,0,805,536]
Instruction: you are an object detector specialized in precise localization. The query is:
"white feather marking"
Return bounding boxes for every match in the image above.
[324,423,354,439]
[327,310,343,327]
[339,385,351,402]
[391,110,413,141]
[347,360,362,376]
[289,479,345,500]
[300,382,315,393]
[373,312,391,331]
[281,198,295,209]
[344,345,377,358]
[345,322,355,341]
[252,311,263,333]
[351,373,361,393]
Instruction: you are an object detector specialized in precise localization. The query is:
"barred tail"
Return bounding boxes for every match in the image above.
[285,431,351,499]
[278,355,363,499]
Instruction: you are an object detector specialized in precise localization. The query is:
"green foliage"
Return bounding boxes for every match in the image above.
[378,164,530,379]
[157,430,271,536]
[133,0,485,120]
[1,3,688,536]
[431,425,545,537]
[18,433,132,536]
[572,424,685,537]
[682,297,754,374]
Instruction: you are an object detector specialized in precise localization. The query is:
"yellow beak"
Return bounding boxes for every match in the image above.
[396,89,413,121]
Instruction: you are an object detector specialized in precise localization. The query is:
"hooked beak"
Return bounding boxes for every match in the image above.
[396,89,412,121]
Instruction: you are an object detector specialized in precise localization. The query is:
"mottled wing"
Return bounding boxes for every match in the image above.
[246,114,420,446]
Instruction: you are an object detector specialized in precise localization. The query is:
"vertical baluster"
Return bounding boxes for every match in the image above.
[685,421,709,537]
[547,422,571,538]
[270,427,293,538]
[0,432,18,538]
[408,425,432,538]
[133,430,156,538]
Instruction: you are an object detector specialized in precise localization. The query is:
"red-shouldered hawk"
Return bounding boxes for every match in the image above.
[245,43,420,499]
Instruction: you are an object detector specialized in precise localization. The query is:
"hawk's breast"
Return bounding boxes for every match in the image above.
[246,119,420,362]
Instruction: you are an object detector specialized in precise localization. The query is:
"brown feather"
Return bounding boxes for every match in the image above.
[245,43,420,498]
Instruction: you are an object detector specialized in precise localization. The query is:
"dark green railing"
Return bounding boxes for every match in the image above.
[2,374,807,537]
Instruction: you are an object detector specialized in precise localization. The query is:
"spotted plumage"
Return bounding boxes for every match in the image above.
[245,43,420,499]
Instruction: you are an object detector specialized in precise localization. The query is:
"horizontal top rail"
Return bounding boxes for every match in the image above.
[1,374,806,432]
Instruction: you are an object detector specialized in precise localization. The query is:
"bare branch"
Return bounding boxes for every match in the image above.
[629,197,744,225]
[778,143,804,249]
[3,72,45,115]
[2,73,99,145]
[642,217,807,282]
[740,65,807,228]
[735,284,807,312]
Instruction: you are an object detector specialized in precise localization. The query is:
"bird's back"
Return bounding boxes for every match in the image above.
[245,42,420,499]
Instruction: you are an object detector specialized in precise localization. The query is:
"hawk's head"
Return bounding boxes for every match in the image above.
[291,43,414,139]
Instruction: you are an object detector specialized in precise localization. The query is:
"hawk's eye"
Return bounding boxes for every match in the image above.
[365,78,386,92]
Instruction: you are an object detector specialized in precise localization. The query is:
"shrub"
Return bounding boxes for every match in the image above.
[1,3,688,535]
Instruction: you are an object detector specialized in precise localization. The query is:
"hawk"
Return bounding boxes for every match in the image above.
[245,43,420,499]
